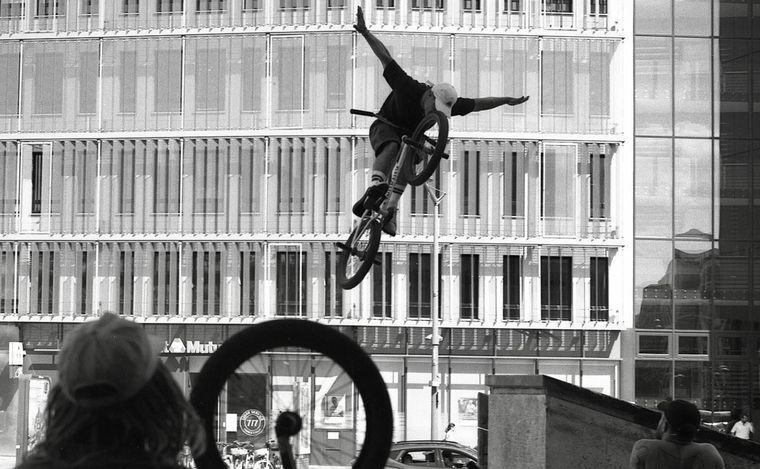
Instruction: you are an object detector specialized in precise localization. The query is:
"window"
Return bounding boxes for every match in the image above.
[504,150,525,217]
[463,0,480,11]
[325,37,349,110]
[196,0,226,12]
[324,140,342,212]
[154,48,182,113]
[119,51,137,114]
[0,143,17,215]
[35,0,64,16]
[327,0,345,8]
[152,141,181,214]
[460,254,479,320]
[31,149,43,214]
[541,145,576,232]
[156,0,182,13]
[240,250,256,315]
[118,250,134,314]
[109,141,135,214]
[411,0,443,10]
[0,0,25,18]
[276,141,306,213]
[409,253,432,319]
[188,140,226,215]
[589,49,611,118]
[590,0,606,14]
[0,51,19,116]
[65,141,97,215]
[241,44,265,112]
[272,38,305,111]
[30,248,57,315]
[279,0,309,10]
[459,48,480,98]
[376,0,395,8]
[503,0,519,12]
[372,252,392,318]
[324,251,343,317]
[240,139,264,214]
[78,52,98,115]
[276,251,307,316]
[242,0,259,10]
[410,171,440,214]
[677,335,708,356]
[503,255,520,320]
[589,149,609,219]
[590,257,608,321]
[461,150,480,216]
[33,53,63,115]
[0,250,14,315]
[122,0,139,14]
[153,248,179,315]
[80,0,96,14]
[543,0,571,12]
[191,250,222,316]
[540,255,571,320]
[638,334,670,355]
[541,48,574,116]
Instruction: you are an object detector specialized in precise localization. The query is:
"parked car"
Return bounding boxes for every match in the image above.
[387,440,478,468]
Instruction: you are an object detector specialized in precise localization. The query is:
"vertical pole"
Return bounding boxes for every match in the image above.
[427,181,444,439]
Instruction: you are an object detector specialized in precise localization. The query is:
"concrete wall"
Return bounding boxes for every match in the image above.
[484,375,760,469]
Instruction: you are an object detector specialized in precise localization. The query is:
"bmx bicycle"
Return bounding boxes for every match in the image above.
[189,319,393,469]
[336,108,450,289]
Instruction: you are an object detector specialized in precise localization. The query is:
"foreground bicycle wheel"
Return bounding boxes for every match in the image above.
[190,320,393,469]
[336,216,382,290]
[404,110,449,186]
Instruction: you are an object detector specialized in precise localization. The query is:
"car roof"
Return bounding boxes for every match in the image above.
[391,440,477,453]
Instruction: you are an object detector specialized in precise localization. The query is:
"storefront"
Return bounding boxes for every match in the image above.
[1,321,621,466]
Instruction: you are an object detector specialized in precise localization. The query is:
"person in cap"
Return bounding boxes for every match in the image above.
[630,399,724,469]
[15,312,205,469]
[352,6,528,236]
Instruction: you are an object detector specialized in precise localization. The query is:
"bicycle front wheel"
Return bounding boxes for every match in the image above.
[336,217,382,290]
[404,110,449,186]
[190,320,394,469]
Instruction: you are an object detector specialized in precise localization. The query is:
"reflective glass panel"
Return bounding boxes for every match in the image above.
[635,37,672,136]
[635,239,673,329]
[674,39,712,137]
[635,0,672,35]
[635,360,672,408]
[674,139,712,237]
[635,138,672,237]
[673,240,712,330]
[715,140,751,241]
[674,361,710,409]
[674,0,711,35]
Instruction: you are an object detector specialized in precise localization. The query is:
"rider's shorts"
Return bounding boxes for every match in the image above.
[369,120,403,155]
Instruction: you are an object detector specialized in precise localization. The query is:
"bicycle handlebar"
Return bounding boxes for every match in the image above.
[349,108,376,118]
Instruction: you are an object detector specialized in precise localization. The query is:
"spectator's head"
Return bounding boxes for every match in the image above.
[657,399,702,441]
[741,414,750,423]
[24,313,205,467]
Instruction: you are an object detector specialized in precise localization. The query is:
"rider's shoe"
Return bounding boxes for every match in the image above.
[352,182,389,217]
[382,207,397,236]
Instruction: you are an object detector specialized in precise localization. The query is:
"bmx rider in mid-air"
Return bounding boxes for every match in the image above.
[352,6,529,236]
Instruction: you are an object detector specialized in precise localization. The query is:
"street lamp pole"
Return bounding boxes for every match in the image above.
[425,181,445,440]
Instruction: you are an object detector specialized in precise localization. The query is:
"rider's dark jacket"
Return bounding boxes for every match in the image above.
[377,60,475,132]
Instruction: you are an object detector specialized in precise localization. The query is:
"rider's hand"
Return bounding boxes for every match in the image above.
[354,6,368,35]
[507,96,529,106]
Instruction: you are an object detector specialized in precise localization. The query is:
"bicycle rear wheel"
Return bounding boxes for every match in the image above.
[404,110,449,186]
[336,217,382,290]
[190,320,393,469]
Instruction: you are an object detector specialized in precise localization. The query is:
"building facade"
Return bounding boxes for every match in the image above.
[0,0,631,465]
[631,0,760,435]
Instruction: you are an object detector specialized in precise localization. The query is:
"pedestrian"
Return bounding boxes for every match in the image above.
[351,6,528,236]
[730,414,753,440]
[15,312,205,469]
[630,399,724,469]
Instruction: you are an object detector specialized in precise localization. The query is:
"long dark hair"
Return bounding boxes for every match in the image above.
[17,364,205,468]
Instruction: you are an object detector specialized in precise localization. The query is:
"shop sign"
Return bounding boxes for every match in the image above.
[162,338,222,354]
[239,409,266,436]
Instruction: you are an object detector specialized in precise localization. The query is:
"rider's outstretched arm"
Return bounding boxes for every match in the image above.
[472,96,529,112]
[354,6,393,69]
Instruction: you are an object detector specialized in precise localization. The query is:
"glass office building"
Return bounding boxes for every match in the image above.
[632,0,760,433]
[0,0,630,464]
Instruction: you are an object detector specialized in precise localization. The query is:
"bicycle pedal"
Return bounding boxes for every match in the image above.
[335,242,349,252]
[441,151,450,159]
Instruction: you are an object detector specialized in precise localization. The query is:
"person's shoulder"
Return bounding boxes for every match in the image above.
[690,442,724,464]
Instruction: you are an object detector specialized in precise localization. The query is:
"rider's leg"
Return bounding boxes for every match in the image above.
[352,139,398,217]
